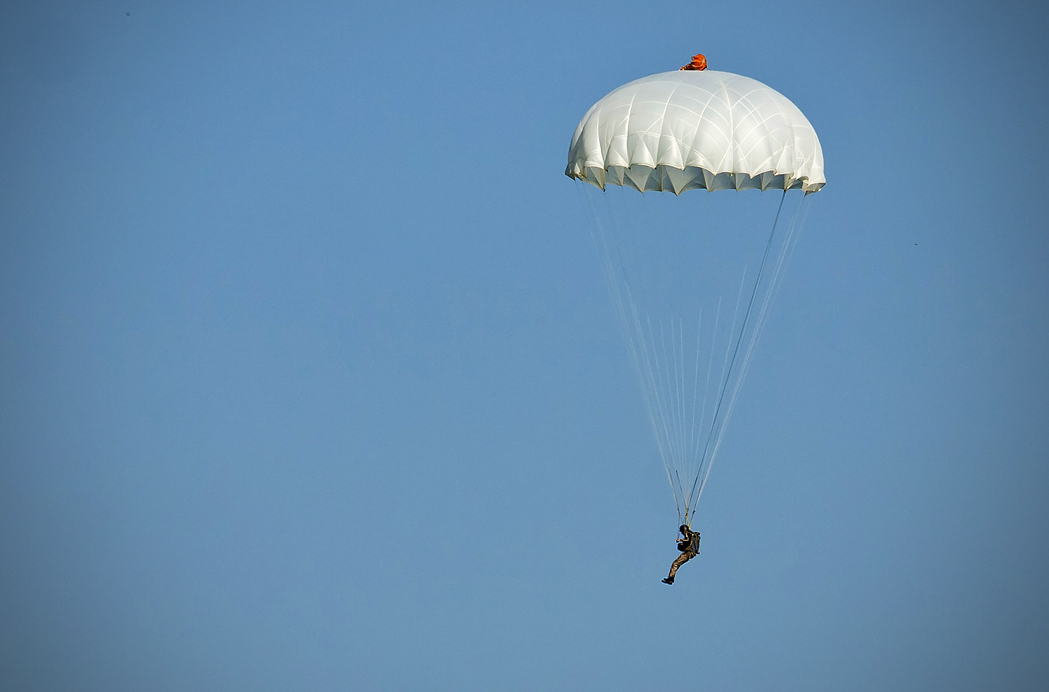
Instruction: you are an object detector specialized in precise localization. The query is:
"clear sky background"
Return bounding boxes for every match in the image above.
[2,2,1048,690]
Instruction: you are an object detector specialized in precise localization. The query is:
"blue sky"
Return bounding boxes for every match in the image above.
[2,2,1048,690]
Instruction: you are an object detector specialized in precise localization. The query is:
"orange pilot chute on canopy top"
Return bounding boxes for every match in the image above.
[565,53,826,582]
[679,53,707,71]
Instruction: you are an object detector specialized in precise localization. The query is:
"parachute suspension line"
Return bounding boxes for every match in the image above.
[679,320,689,472]
[687,190,789,512]
[577,184,810,527]
[704,193,810,473]
[729,192,810,397]
[666,321,680,474]
[683,268,749,523]
[613,193,699,524]
[699,196,807,509]
[685,297,721,521]
[579,186,683,518]
[696,297,722,475]
[687,308,704,480]
[673,470,686,524]
[663,318,688,485]
[641,315,681,497]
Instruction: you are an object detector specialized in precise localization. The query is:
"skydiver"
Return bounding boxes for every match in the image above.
[662,524,700,585]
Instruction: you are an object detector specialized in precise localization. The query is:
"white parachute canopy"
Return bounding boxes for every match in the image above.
[566,70,824,194]
[567,67,824,526]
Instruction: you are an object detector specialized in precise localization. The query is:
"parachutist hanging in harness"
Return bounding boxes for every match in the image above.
[662,525,700,585]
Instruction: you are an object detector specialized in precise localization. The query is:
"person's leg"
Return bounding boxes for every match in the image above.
[663,552,690,584]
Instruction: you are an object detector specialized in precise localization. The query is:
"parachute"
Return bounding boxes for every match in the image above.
[566,62,824,526]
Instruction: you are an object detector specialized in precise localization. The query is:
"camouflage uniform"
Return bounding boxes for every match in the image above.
[663,526,700,584]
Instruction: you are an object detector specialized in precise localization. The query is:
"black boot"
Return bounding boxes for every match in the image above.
[662,576,674,585]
